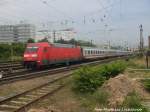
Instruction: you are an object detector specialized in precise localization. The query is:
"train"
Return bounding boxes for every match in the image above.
[23,42,131,69]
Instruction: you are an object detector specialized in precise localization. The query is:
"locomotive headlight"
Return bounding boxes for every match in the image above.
[31,54,38,57]
[24,54,29,57]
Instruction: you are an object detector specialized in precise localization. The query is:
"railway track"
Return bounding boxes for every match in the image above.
[0,71,70,112]
[0,61,21,65]
[0,58,126,84]
[0,56,130,85]
[0,61,22,69]
[0,61,23,75]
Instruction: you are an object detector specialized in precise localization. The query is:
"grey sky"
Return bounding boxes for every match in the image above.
[0,0,149,47]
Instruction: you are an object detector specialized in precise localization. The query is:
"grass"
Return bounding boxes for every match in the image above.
[125,56,150,79]
[78,89,110,111]
[127,56,150,69]
[120,92,148,112]
[142,79,150,92]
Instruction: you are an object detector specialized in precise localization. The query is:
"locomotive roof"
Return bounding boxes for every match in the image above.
[27,42,79,48]
[53,43,77,48]
[27,42,50,47]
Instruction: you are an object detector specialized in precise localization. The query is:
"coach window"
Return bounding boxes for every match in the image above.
[85,50,87,55]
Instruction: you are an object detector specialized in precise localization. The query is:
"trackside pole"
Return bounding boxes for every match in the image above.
[146,51,150,68]
[146,55,148,68]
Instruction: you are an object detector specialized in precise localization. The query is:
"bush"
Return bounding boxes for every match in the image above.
[142,79,150,92]
[73,61,126,93]
[72,61,127,94]
[99,61,126,79]
[72,66,106,93]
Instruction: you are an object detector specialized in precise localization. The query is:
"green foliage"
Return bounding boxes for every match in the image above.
[142,79,150,92]
[12,43,25,56]
[92,89,109,106]
[79,89,109,111]
[127,57,146,69]
[27,38,35,43]
[38,37,49,42]
[121,92,148,112]
[99,61,127,79]
[110,45,124,50]
[0,43,25,60]
[0,44,10,59]
[72,60,127,94]
[55,38,96,47]
[72,66,106,93]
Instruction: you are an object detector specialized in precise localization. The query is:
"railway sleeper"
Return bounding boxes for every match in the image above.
[25,95,38,98]
[0,104,20,109]
[18,97,33,101]
[10,100,27,105]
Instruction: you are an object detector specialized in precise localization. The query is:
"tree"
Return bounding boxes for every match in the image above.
[38,37,49,42]
[55,38,96,47]
[27,38,35,43]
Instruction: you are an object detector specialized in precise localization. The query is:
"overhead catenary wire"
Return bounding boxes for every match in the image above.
[0,0,122,30]
[39,0,74,21]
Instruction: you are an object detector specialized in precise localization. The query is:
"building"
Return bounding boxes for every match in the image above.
[37,28,76,43]
[0,24,36,43]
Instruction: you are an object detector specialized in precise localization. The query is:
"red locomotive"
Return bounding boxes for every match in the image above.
[23,42,83,68]
[23,42,131,69]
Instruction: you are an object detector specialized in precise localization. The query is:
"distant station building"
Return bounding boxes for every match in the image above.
[0,24,36,43]
[37,28,75,43]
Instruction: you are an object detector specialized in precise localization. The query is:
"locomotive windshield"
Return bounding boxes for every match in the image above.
[26,46,38,52]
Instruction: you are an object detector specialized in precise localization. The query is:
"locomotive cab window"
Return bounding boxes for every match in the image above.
[26,46,38,52]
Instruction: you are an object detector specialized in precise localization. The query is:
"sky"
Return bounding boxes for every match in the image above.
[0,0,149,48]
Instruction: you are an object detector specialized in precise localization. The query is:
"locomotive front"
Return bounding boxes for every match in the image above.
[23,45,39,68]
